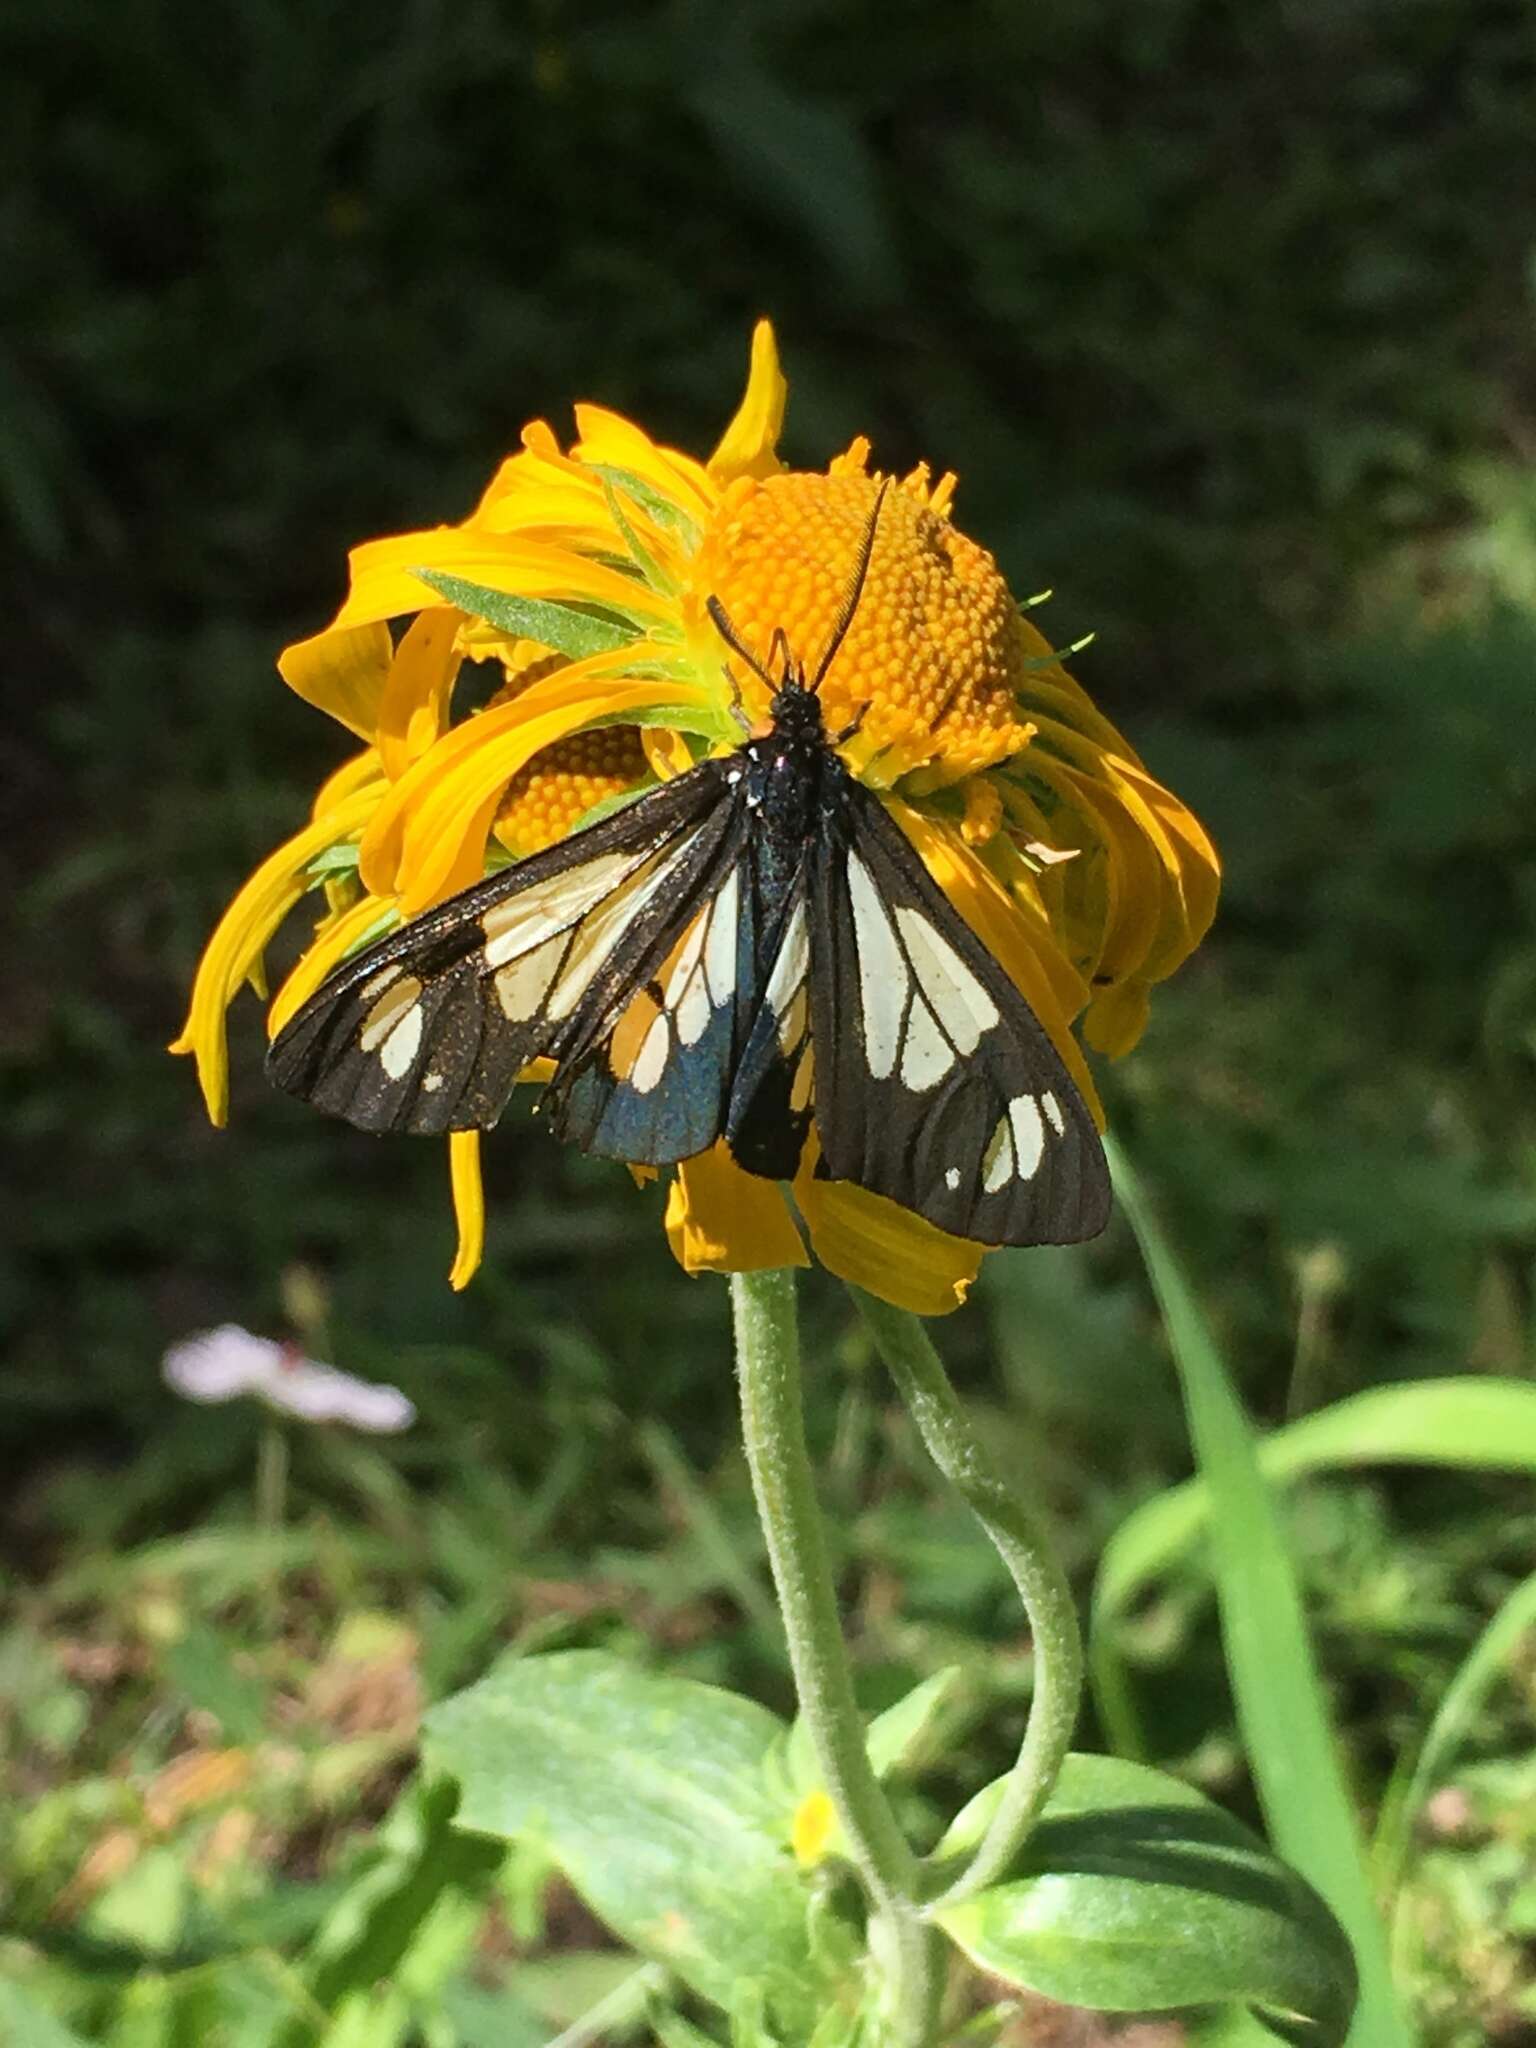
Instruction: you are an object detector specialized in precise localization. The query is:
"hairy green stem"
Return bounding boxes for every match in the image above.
[731,1269,942,2046]
[851,1288,1084,1909]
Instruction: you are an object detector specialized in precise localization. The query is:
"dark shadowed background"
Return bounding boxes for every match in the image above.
[6,3,1536,2041]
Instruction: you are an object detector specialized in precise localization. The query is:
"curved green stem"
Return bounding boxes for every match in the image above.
[731,1269,942,2046]
[851,1288,1084,1910]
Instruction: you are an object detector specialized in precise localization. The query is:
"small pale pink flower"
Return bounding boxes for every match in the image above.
[162,1324,415,1433]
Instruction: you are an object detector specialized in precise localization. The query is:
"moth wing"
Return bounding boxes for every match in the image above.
[808,787,1110,1245]
[266,768,729,1136]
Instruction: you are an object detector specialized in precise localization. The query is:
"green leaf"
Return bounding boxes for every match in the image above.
[602,478,681,596]
[424,1650,853,2039]
[1374,1562,1536,1894]
[0,1984,96,2048]
[278,1776,503,2047]
[932,1753,1357,2046]
[1095,1377,1536,1632]
[582,700,736,742]
[782,1666,967,1798]
[588,466,703,550]
[1107,1140,1406,2048]
[410,571,651,658]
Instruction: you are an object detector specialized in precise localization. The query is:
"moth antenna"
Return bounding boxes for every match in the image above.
[810,476,891,695]
[705,594,779,695]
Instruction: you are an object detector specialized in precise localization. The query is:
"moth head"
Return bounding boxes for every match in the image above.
[704,479,891,730]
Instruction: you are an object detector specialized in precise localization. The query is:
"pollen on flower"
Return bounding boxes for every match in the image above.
[493,724,650,858]
[697,468,1035,790]
[486,657,649,857]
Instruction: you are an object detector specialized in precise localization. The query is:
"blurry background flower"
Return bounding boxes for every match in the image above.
[163,1325,415,1432]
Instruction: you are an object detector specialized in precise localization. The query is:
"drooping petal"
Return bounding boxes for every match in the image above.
[377,607,464,782]
[312,749,389,818]
[278,622,393,740]
[664,1145,809,1276]
[1084,977,1154,1058]
[266,893,396,1041]
[794,1168,983,1317]
[169,789,380,1126]
[363,667,717,914]
[280,532,678,688]
[449,1131,485,1290]
[709,319,787,484]
[570,407,716,529]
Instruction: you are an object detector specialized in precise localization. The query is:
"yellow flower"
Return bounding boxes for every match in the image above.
[171,320,1218,1315]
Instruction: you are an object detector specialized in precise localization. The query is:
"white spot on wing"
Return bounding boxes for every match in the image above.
[894,907,998,1053]
[703,868,740,1008]
[899,994,952,1090]
[630,1012,672,1094]
[982,1115,1015,1194]
[847,853,908,1079]
[1042,1090,1065,1135]
[665,912,713,1047]
[764,899,810,1053]
[482,847,647,969]
[547,840,695,1020]
[379,1003,423,1080]
[944,1166,961,1191]
[360,974,423,1052]
[495,930,567,1021]
[422,1072,445,1093]
[1009,1095,1046,1180]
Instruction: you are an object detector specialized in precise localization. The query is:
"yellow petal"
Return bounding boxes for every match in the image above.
[642,726,696,782]
[664,1144,808,1275]
[278,621,393,740]
[570,407,716,527]
[708,319,788,484]
[168,789,380,1127]
[362,668,715,913]
[266,892,394,1041]
[791,1790,839,1867]
[449,1131,485,1289]
[1084,977,1152,1058]
[794,1168,982,1317]
[313,749,388,818]
[336,528,678,634]
[377,607,463,782]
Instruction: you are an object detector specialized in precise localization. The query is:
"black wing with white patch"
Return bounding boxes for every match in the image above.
[267,763,749,1152]
[808,783,1110,1246]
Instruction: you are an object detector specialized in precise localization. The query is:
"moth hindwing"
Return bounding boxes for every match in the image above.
[268,685,1109,1246]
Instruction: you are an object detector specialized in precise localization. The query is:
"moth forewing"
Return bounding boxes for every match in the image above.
[807,778,1110,1247]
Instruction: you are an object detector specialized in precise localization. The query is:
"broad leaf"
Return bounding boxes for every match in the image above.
[424,1651,855,2039]
[933,1753,1357,2046]
[782,1666,967,1797]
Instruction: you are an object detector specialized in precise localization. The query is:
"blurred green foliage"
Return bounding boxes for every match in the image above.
[7,0,1536,2040]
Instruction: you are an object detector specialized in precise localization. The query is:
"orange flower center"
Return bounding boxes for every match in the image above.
[695,470,1034,789]
[490,656,650,856]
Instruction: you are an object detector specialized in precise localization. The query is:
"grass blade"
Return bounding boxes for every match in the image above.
[1108,1137,1410,2048]
[1374,1564,1536,1903]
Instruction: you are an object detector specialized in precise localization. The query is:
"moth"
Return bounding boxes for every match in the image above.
[268,493,1111,1247]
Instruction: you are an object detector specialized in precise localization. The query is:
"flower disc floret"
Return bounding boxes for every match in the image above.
[696,467,1032,790]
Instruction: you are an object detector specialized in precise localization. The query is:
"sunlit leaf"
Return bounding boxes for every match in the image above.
[933,1753,1356,2045]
